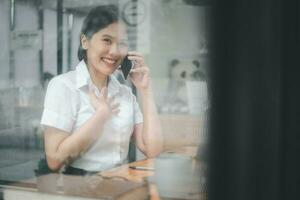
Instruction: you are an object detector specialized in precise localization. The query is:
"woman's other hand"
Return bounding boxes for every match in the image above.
[89,87,120,119]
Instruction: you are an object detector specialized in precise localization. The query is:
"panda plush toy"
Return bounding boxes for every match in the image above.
[162,59,206,113]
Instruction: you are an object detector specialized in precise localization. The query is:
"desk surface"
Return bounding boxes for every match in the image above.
[0,146,206,200]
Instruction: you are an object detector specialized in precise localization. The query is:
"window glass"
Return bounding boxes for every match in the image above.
[0,0,210,199]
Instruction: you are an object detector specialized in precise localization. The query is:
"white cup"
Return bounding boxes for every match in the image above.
[154,154,201,199]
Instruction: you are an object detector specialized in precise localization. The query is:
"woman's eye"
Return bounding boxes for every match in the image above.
[103,38,112,44]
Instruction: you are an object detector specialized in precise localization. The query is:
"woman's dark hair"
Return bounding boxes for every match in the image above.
[78,5,119,61]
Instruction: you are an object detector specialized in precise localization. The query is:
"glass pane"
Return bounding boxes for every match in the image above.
[0,0,210,199]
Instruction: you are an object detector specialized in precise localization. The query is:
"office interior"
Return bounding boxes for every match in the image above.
[0,0,210,199]
[2,0,299,199]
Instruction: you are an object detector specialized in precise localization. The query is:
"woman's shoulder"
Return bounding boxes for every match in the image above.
[48,70,77,91]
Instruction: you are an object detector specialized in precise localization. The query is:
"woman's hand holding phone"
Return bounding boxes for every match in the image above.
[127,51,151,91]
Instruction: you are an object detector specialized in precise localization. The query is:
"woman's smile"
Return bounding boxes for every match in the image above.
[101,56,118,66]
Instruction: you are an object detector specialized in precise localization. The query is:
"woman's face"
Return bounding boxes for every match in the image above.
[81,22,128,76]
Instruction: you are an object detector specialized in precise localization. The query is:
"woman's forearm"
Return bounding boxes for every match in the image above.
[139,86,164,157]
[48,110,108,170]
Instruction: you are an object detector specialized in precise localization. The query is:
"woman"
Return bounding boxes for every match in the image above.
[41,5,163,175]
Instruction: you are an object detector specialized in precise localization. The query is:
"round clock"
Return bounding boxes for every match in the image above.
[121,1,147,26]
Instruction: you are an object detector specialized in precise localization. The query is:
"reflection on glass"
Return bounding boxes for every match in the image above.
[0,0,210,199]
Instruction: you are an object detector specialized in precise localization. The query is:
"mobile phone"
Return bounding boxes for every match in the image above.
[120,56,133,79]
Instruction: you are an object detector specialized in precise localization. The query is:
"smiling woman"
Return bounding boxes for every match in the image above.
[40,5,163,175]
[80,23,128,84]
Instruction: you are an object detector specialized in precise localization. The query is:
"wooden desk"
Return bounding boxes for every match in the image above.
[99,146,201,200]
[0,146,206,200]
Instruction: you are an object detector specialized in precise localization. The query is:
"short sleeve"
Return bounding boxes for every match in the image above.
[133,95,143,124]
[40,77,78,132]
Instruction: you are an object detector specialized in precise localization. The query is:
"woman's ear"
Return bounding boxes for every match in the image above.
[81,34,88,50]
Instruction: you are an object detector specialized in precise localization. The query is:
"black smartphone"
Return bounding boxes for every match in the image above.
[120,56,133,79]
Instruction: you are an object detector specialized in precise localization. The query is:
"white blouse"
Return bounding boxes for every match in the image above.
[41,60,143,171]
